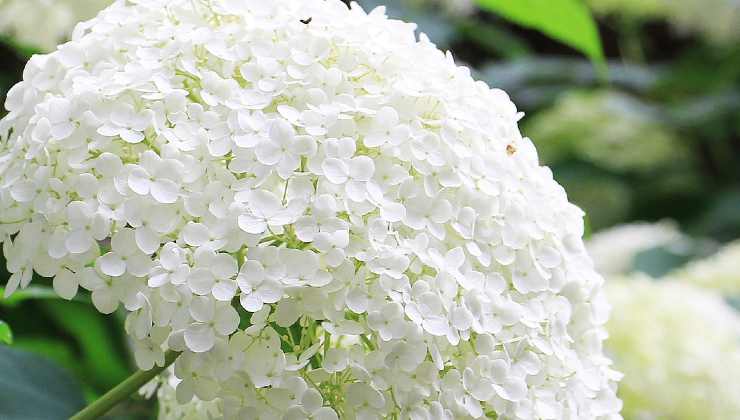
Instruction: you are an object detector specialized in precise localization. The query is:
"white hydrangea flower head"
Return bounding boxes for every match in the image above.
[606,277,740,419]
[673,240,740,297]
[586,220,685,276]
[0,0,621,418]
[0,0,113,51]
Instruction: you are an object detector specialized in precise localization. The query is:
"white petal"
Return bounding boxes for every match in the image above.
[10,181,35,202]
[239,293,263,312]
[422,316,449,336]
[128,167,151,195]
[257,281,282,304]
[53,269,78,300]
[214,305,240,335]
[313,408,339,420]
[92,287,119,314]
[322,158,349,184]
[301,388,323,413]
[184,324,215,353]
[51,122,74,140]
[254,142,281,165]
[248,190,282,215]
[151,179,179,204]
[135,226,160,254]
[126,253,153,277]
[111,228,137,255]
[65,230,93,254]
[212,280,237,301]
[189,295,215,322]
[376,106,399,127]
[349,156,374,181]
[380,202,405,223]
[237,215,266,235]
[120,129,145,143]
[211,253,237,279]
[188,268,215,295]
[183,222,210,247]
[98,253,126,277]
[497,377,527,402]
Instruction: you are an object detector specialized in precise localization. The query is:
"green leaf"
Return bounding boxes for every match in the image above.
[475,0,604,66]
[0,35,43,58]
[0,345,86,420]
[0,320,12,344]
[0,285,62,307]
[13,337,77,374]
[0,283,90,308]
[42,301,130,390]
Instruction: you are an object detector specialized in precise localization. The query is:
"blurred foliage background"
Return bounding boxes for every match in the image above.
[0,0,738,419]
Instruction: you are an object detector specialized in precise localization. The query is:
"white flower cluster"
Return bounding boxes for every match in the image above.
[606,277,740,419]
[586,220,684,276]
[0,0,621,418]
[673,240,740,297]
[0,0,112,51]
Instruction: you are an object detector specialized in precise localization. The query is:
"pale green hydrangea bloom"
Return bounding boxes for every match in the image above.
[606,277,740,420]
[673,240,740,297]
[526,90,683,174]
[0,0,112,51]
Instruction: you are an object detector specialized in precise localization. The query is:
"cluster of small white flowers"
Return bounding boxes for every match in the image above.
[0,0,112,51]
[586,220,685,276]
[151,369,222,420]
[673,240,740,297]
[606,277,740,419]
[0,0,621,418]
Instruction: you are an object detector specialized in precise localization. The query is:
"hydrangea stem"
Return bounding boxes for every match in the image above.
[70,351,181,420]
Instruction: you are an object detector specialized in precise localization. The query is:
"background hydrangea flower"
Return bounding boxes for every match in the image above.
[672,240,740,297]
[0,0,621,418]
[586,220,686,276]
[0,0,113,51]
[606,277,740,419]
[526,90,685,174]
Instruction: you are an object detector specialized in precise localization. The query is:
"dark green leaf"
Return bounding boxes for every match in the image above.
[0,346,86,420]
[476,0,604,66]
[43,301,130,390]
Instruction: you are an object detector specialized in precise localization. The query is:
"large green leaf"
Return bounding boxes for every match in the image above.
[0,285,64,307]
[476,0,604,66]
[42,301,130,390]
[0,346,86,420]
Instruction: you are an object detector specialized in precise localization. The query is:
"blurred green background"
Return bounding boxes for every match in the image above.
[0,0,738,419]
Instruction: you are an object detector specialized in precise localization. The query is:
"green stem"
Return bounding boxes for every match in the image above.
[70,351,181,420]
